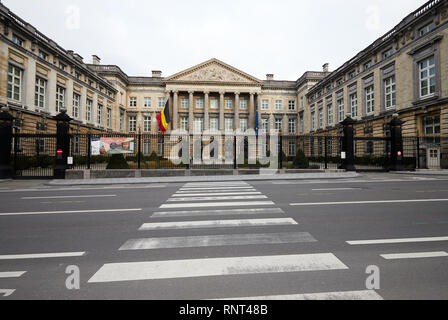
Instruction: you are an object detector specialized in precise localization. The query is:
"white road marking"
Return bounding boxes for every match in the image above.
[179,186,256,191]
[0,208,142,217]
[0,271,26,278]
[381,251,448,260]
[168,195,268,202]
[21,195,116,200]
[175,189,257,194]
[0,185,167,193]
[139,218,298,231]
[218,290,383,300]
[152,208,285,218]
[347,236,448,245]
[291,199,448,206]
[0,289,15,297]
[311,188,361,191]
[88,253,348,283]
[120,232,315,250]
[172,192,261,197]
[184,182,249,186]
[0,252,86,260]
[160,201,275,209]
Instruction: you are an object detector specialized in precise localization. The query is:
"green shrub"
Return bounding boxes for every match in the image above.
[292,149,309,169]
[106,154,130,169]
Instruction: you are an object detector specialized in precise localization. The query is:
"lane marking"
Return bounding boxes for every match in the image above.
[179,186,256,191]
[152,208,285,218]
[311,188,361,191]
[0,289,15,297]
[160,201,275,209]
[120,232,316,250]
[347,236,448,245]
[175,189,257,194]
[139,218,298,231]
[218,290,383,300]
[183,183,249,187]
[88,253,348,283]
[0,271,26,278]
[168,195,268,202]
[0,185,167,193]
[172,192,261,197]
[291,199,448,206]
[0,208,142,217]
[0,252,86,260]
[22,195,116,200]
[380,251,448,260]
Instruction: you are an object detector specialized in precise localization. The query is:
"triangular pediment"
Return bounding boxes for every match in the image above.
[165,58,261,84]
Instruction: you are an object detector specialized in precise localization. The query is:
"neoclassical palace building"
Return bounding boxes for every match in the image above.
[1,1,447,159]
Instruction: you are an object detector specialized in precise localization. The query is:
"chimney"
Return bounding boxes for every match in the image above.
[92,55,101,65]
[152,70,162,78]
[323,63,329,73]
[266,74,274,81]
[73,53,83,63]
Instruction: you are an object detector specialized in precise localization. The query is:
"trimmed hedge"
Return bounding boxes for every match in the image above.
[292,150,310,169]
[106,154,130,169]
[12,156,55,170]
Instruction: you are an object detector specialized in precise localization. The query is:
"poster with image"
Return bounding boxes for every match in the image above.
[91,137,135,155]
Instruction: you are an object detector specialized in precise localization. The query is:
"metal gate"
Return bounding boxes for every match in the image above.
[12,134,57,179]
[353,136,391,171]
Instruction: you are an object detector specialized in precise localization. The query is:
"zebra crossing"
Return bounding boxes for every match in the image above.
[0,271,26,298]
[88,181,383,300]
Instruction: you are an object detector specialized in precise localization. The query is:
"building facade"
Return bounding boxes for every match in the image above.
[0,0,447,167]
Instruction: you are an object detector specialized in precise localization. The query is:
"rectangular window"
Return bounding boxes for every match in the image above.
[288,118,297,134]
[196,98,204,109]
[143,139,151,155]
[38,50,48,60]
[288,100,296,111]
[181,98,189,109]
[365,86,375,115]
[72,93,81,118]
[106,108,112,128]
[424,115,440,135]
[419,23,436,36]
[129,97,137,107]
[275,118,282,133]
[261,118,269,134]
[225,99,233,110]
[382,48,394,60]
[363,61,372,71]
[86,99,93,122]
[318,108,323,129]
[384,76,396,109]
[311,111,315,131]
[180,117,189,131]
[97,104,103,125]
[419,56,436,98]
[210,99,219,110]
[288,141,296,156]
[120,111,124,131]
[12,34,24,46]
[350,93,358,118]
[210,118,219,131]
[128,115,137,132]
[34,77,46,109]
[194,117,204,133]
[337,98,344,122]
[55,86,65,113]
[275,100,282,110]
[144,97,152,108]
[240,99,248,110]
[158,97,166,109]
[262,99,269,110]
[240,118,248,132]
[7,65,22,101]
[299,114,304,133]
[327,103,333,127]
[225,118,234,132]
[143,116,151,132]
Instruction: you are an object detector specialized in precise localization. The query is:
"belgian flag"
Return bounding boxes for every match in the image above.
[156,98,170,134]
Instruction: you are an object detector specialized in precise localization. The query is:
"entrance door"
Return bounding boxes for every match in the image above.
[427,148,440,169]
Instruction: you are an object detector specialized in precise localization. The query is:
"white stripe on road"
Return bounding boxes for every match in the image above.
[160,201,275,209]
[172,192,261,197]
[184,182,249,186]
[175,189,257,194]
[0,208,142,217]
[0,252,86,260]
[21,195,116,200]
[219,290,383,300]
[381,251,448,260]
[347,236,448,245]
[291,199,448,206]
[139,218,298,231]
[120,232,315,250]
[311,188,361,191]
[88,253,348,283]
[0,271,26,278]
[168,195,267,202]
[152,208,285,218]
[179,186,256,191]
[0,289,15,297]
[0,185,167,193]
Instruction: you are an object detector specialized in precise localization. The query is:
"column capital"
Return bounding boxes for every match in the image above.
[203,90,210,95]
[250,92,255,96]
[234,92,240,96]
[172,90,179,94]
[188,90,195,95]
[219,91,226,96]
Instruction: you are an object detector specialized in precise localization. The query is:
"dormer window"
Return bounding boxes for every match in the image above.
[363,60,373,71]
[382,47,394,60]
[12,34,24,46]
[419,22,435,37]
[38,50,48,60]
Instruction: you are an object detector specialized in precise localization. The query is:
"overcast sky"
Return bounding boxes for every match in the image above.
[3,0,427,80]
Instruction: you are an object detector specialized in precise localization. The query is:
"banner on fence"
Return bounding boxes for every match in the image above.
[91,137,135,155]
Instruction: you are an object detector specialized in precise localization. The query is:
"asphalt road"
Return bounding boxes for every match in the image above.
[0,173,447,300]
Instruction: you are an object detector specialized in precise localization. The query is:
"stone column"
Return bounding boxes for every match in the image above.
[173,90,178,129]
[234,92,240,130]
[204,91,210,131]
[189,91,194,133]
[283,114,288,135]
[249,93,255,129]
[219,91,225,131]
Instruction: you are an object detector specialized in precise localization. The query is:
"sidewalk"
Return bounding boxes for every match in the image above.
[393,170,448,176]
[46,172,361,186]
